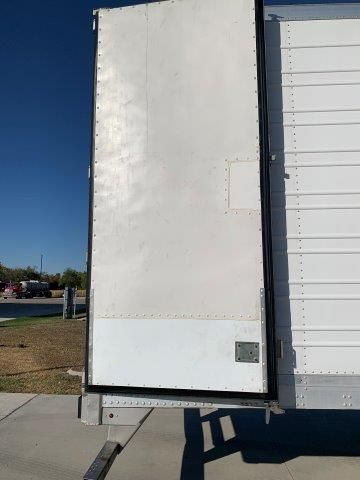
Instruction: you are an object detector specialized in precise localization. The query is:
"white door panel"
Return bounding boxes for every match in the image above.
[89,0,270,394]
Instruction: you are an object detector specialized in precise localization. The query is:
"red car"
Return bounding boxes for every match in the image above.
[3,283,24,299]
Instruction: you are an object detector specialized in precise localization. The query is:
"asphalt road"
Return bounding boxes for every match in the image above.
[0,297,86,319]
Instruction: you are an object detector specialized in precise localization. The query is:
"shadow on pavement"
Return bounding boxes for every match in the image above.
[180,408,360,479]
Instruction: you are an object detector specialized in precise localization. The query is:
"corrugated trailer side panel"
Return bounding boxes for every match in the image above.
[266,11,360,409]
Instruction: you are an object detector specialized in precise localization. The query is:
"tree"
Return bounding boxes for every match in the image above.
[80,271,87,290]
[0,263,86,289]
[60,268,83,288]
[0,263,10,282]
[2,265,40,283]
[22,266,40,281]
[43,273,61,289]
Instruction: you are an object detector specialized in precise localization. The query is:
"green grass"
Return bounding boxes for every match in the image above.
[0,315,85,394]
[0,311,86,328]
[0,314,63,328]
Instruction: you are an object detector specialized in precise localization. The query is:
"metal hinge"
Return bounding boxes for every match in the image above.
[265,402,285,424]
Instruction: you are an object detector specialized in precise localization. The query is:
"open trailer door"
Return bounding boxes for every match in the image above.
[86,0,276,400]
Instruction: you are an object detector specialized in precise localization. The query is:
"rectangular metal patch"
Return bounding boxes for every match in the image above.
[235,342,260,363]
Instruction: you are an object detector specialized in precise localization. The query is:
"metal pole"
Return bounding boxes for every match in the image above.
[63,286,74,319]
[40,254,43,279]
[63,286,68,319]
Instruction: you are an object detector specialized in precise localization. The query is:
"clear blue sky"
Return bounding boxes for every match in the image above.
[0,0,143,274]
[0,0,355,274]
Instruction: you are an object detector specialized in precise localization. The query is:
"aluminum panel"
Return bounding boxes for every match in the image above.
[99,375,360,410]
[278,84,360,112]
[272,165,360,193]
[270,110,360,126]
[278,376,360,409]
[288,18,360,45]
[92,318,265,392]
[274,125,360,153]
[284,46,360,72]
[278,299,360,329]
[266,15,360,406]
[89,0,269,393]
[265,4,360,22]
[272,208,360,237]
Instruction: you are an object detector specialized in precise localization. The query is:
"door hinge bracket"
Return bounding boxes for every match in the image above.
[265,402,285,425]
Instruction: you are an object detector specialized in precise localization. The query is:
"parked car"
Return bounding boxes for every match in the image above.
[3,283,22,299]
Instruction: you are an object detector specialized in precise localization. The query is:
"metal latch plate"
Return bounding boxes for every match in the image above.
[235,342,259,363]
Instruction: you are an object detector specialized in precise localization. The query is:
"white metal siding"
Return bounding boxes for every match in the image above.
[89,0,268,393]
[266,19,360,388]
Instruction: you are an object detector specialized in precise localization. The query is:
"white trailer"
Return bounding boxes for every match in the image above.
[81,1,360,478]
[266,2,360,409]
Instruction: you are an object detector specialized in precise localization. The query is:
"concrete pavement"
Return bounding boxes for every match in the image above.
[1,394,360,479]
[0,393,37,420]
